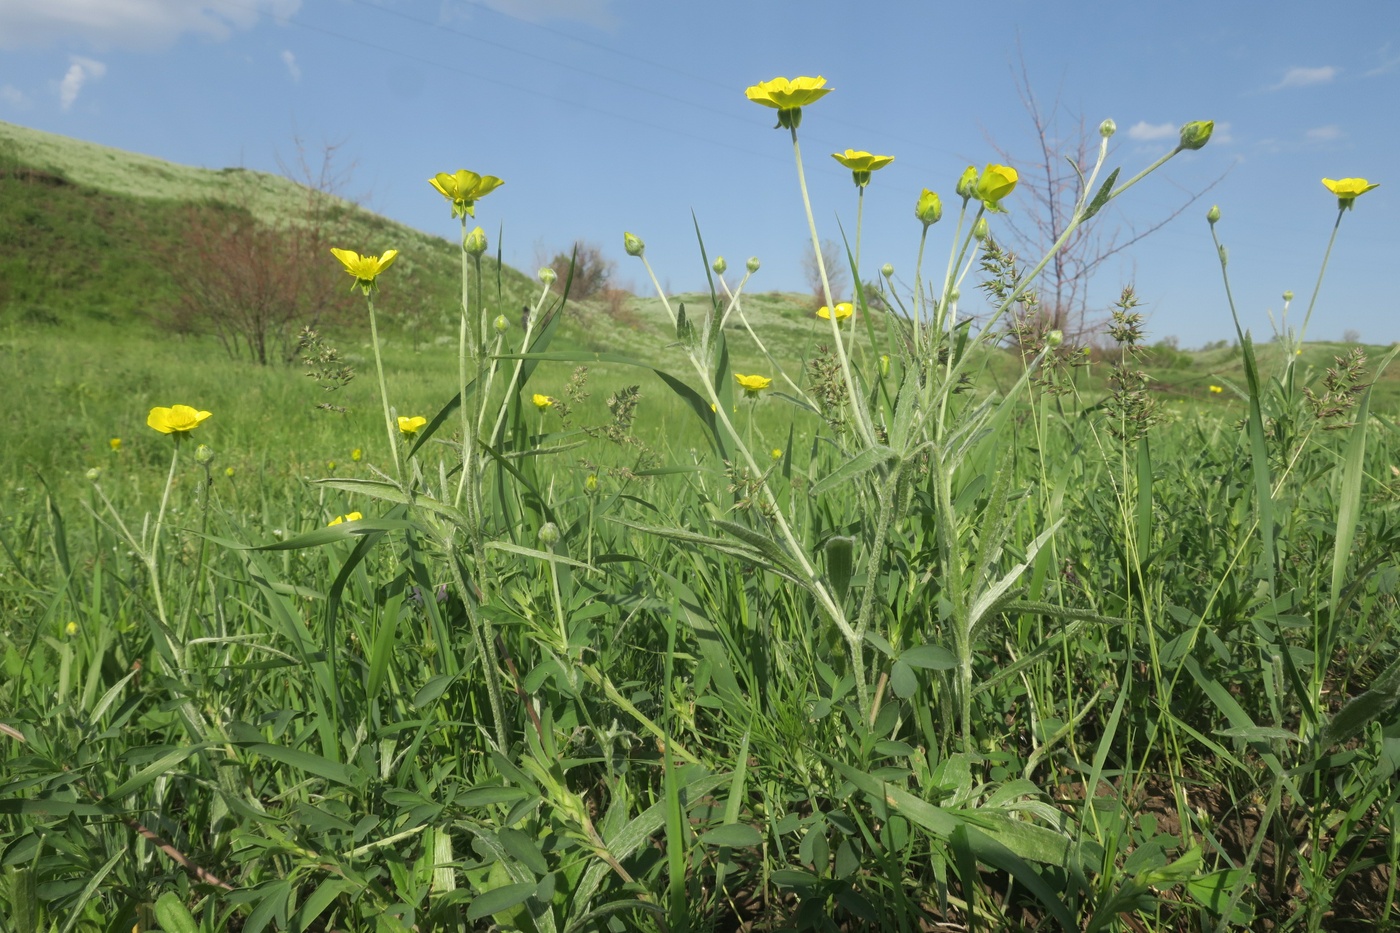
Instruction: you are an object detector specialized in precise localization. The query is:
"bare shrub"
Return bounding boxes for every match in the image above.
[545,241,614,300]
[801,238,849,310]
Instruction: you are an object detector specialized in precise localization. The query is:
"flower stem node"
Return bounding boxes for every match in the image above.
[464,226,487,257]
[915,188,943,226]
[1322,177,1380,210]
[624,231,645,257]
[1207,204,1221,225]
[1100,119,1117,138]
[194,443,215,465]
[1177,121,1214,151]
[712,256,727,275]
[745,75,831,130]
[746,256,761,273]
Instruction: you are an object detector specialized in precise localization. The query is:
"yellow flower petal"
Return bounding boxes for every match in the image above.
[745,75,831,110]
[1321,177,1379,204]
[147,405,211,434]
[975,164,1018,209]
[532,393,554,410]
[734,373,773,397]
[397,415,427,435]
[817,303,854,321]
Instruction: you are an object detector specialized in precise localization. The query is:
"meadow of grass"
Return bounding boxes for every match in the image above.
[3,103,1400,933]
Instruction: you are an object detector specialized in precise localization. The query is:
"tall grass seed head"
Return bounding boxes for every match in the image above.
[330,248,399,294]
[1322,177,1379,210]
[832,149,894,187]
[915,188,943,226]
[1177,120,1214,151]
[745,75,830,129]
[428,169,503,219]
[734,373,772,398]
[624,231,645,257]
[464,226,487,256]
[147,405,211,435]
[975,164,1018,211]
[397,415,427,435]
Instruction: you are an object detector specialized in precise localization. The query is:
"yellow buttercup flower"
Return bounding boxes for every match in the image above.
[832,149,893,187]
[532,394,554,411]
[351,447,362,462]
[817,302,854,321]
[147,405,211,435]
[330,248,399,294]
[734,373,772,398]
[770,448,783,460]
[1322,177,1379,210]
[328,511,363,526]
[429,169,503,219]
[65,621,78,636]
[1209,385,1223,394]
[745,75,830,129]
[397,415,427,435]
[224,466,235,477]
[109,437,121,452]
[975,164,1018,211]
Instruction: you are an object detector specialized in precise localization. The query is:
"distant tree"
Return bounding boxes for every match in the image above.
[165,142,358,365]
[802,238,849,310]
[546,241,614,301]
[1342,328,1361,344]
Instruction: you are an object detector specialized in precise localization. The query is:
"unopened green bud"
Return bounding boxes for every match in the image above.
[972,217,990,241]
[1282,291,1294,302]
[538,522,560,546]
[712,256,727,275]
[1178,120,1214,151]
[538,267,557,285]
[881,263,894,278]
[955,165,978,200]
[624,231,645,257]
[464,226,487,256]
[493,314,509,334]
[194,443,215,465]
[584,473,598,493]
[915,188,943,226]
[1207,204,1221,225]
[746,256,760,273]
[1099,119,1117,138]
[1046,330,1064,348]
[85,467,100,482]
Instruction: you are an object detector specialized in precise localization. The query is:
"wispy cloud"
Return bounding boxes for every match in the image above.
[281,49,301,82]
[1365,43,1400,76]
[0,0,301,51]
[1270,66,1338,90]
[1127,121,1176,142]
[0,84,29,109]
[1211,121,1234,146]
[1306,125,1341,142]
[58,55,105,110]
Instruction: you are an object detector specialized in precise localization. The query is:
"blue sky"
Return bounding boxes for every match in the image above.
[1,0,1396,345]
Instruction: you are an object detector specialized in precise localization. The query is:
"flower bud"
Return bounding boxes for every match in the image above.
[1282,291,1294,303]
[538,267,557,285]
[955,165,978,200]
[464,226,487,256]
[712,256,727,275]
[878,354,890,377]
[972,217,990,241]
[327,460,337,471]
[538,522,560,546]
[584,473,599,493]
[85,467,100,482]
[194,443,215,465]
[624,231,645,257]
[494,314,510,334]
[1178,120,1214,151]
[770,448,783,460]
[1046,330,1064,348]
[1099,119,1116,138]
[65,621,78,636]
[746,256,760,273]
[881,263,894,278]
[1206,204,1221,225]
[351,447,362,462]
[225,466,235,477]
[915,188,943,226]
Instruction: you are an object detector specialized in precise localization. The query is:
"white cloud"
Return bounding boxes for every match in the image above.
[58,55,105,110]
[459,0,617,29]
[0,84,29,108]
[1270,66,1338,90]
[1307,125,1341,141]
[0,0,301,51]
[1127,121,1176,142]
[1211,121,1234,145]
[281,49,300,82]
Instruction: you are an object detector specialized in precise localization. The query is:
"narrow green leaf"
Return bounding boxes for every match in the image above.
[1080,167,1120,222]
[809,445,898,497]
[699,823,763,848]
